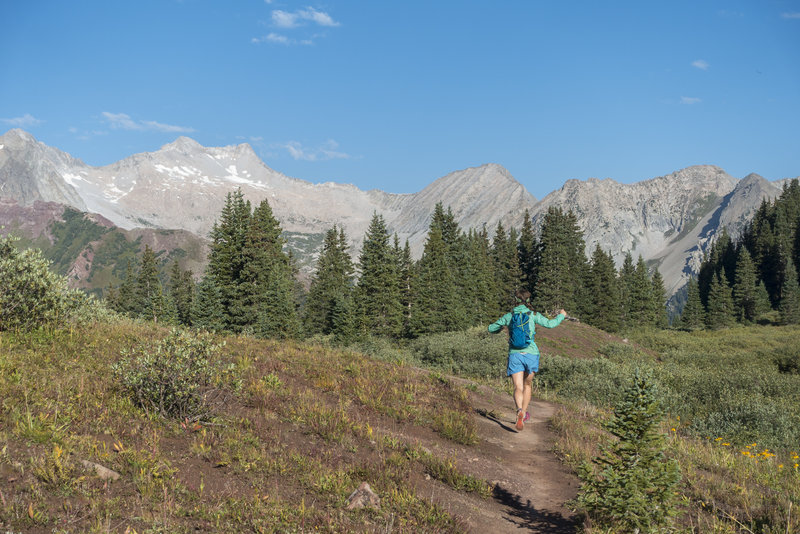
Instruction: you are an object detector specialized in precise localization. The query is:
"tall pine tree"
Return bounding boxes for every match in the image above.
[242,199,299,339]
[306,225,355,336]
[533,207,587,315]
[206,189,251,330]
[649,268,668,328]
[779,258,800,325]
[732,247,757,323]
[706,270,735,330]
[586,245,622,332]
[356,213,402,338]
[518,209,538,294]
[409,225,459,336]
[679,278,705,330]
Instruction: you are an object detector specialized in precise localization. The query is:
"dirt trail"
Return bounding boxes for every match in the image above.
[389,377,580,533]
[460,386,579,533]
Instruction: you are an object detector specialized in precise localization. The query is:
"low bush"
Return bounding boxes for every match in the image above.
[112,328,235,420]
[0,235,107,331]
[408,327,507,378]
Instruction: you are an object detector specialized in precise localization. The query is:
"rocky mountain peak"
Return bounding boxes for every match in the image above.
[1,129,794,305]
[2,128,37,146]
[158,136,204,154]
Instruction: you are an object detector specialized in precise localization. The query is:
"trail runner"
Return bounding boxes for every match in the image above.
[488,289,566,431]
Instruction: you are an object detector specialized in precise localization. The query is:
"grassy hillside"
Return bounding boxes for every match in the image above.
[0,321,491,533]
[399,322,800,532]
[1,315,798,532]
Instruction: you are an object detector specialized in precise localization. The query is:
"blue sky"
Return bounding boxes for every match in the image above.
[1,1,798,198]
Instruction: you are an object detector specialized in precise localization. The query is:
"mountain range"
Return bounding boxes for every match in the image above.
[0,128,794,308]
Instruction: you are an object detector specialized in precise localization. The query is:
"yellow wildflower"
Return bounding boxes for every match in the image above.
[715,437,723,442]
[722,443,730,446]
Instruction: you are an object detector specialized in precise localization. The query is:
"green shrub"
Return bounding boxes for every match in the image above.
[688,395,800,449]
[575,370,680,532]
[536,353,631,407]
[408,327,507,378]
[774,346,800,374]
[0,235,101,331]
[112,328,231,420]
[352,335,413,364]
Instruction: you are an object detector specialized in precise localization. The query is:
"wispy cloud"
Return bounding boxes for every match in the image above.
[1,113,44,127]
[102,112,195,133]
[272,7,339,28]
[692,59,709,71]
[281,139,350,161]
[251,32,316,45]
[681,96,702,105]
[781,12,800,19]
[253,6,339,46]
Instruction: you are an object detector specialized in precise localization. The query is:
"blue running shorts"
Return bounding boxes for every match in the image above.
[506,352,540,376]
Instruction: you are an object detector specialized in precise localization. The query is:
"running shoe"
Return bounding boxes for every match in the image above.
[523,411,530,423]
[515,409,525,431]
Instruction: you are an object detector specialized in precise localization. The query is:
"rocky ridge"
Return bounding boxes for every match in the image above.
[0,129,793,300]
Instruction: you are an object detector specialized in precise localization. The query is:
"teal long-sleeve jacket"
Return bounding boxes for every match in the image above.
[488,305,565,355]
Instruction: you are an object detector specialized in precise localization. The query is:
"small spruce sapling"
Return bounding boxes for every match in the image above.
[575,369,680,533]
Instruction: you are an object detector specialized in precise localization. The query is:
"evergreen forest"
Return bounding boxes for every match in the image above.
[105,190,679,339]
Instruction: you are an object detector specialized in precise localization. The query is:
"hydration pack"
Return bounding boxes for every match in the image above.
[509,311,532,349]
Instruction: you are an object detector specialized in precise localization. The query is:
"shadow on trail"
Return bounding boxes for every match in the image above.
[493,485,576,533]
[476,408,517,433]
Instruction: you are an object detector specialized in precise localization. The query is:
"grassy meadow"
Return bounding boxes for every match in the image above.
[408,323,800,533]
[0,321,490,533]
[1,316,798,533]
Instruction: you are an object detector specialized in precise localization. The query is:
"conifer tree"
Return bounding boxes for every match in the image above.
[779,258,800,325]
[428,203,469,324]
[306,225,355,335]
[576,370,680,532]
[255,262,300,339]
[206,189,251,330]
[492,221,521,313]
[649,268,668,328]
[330,290,357,345]
[192,275,226,332]
[629,256,653,327]
[113,259,137,315]
[463,227,496,323]
[135,245,176,323]
[679,278,705,330]
[242,199,298,338]
[517,209,538,294]
[409,225,459,335]
[168,262,195,326]
[586,245,621,332]
[706,269,735,329]
[394,235,414,335]
[754,280,772,319]
[697,230,733,308]
[618,253,635,329]
[532,207,587,315]
[732,247,757,323]
[356,213,402,337]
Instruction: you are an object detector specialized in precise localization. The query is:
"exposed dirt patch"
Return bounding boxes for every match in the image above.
[537,318,654,360]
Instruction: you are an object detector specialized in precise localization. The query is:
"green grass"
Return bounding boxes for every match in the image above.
[0,320,485,533]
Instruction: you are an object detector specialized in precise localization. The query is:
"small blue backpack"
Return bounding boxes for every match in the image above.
[509,311,532,349]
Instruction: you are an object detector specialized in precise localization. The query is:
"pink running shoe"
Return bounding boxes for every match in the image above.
[523,411,530,423]
[515,410,525,431]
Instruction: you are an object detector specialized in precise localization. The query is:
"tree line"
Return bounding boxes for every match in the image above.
[106,189,669,339]
[679,178,800,329]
